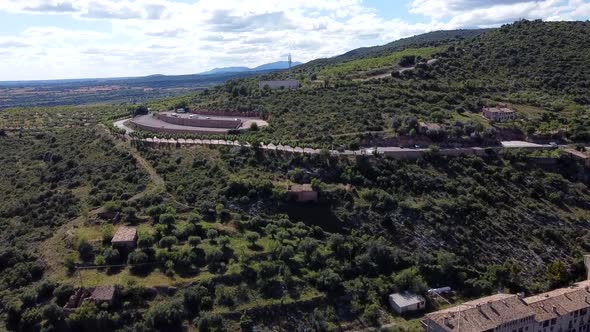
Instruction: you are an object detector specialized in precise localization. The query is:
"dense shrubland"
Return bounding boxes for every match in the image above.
[1,20,590,331]
[0,128,147,330]
[39,143,586,330]
[146,21,589,148]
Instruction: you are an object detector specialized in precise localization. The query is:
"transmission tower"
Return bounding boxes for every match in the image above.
[288,53,292,78]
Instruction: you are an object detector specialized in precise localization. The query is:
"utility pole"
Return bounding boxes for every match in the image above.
[77,267,84,289]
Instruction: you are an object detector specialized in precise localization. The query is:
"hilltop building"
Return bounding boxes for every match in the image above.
[111,226,138,248]
[259,80,300,90]
[389,292,426,314]
[422,255,590,332]
[287,183,318,203]
[482,106,516,122]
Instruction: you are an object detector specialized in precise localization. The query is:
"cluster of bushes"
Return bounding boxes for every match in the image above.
[0,128,148,328]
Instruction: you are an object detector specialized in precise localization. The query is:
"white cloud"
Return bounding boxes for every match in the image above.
[0,0,588,80]
[23,1,79,13]
[0,40,31,48]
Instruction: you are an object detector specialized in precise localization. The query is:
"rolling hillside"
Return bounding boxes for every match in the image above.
[159,20,589,148]
[1,20,590,332]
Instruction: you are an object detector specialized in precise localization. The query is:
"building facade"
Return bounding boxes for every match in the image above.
[287,184,318,202]
[111,226,138,248]
[423,255,590,332]
[482,106,516,122]
[259,80,300,90]
[423,294,535,332]
[389,292,426,314]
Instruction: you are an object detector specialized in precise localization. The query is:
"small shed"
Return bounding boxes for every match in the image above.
[89,285,117,306]
[388,291,426,314]
[287,183,318,203]
[419,122,441,133]
[111,226,138,248]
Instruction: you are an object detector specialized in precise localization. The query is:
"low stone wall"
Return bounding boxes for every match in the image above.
[131,121,230,135]
[189,109,260,118]
[158,114,240,129]
[381,147,490,159]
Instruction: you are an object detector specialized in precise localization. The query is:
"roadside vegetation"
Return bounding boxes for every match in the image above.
[144,20,589,150]
[0,20,589,332]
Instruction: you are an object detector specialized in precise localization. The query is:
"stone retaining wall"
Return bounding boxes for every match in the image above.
[158,114,241,129]
[189,109,261,118]
[131,121,231,135]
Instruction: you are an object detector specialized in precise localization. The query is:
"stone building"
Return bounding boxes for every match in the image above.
[482,106,516,121]
[422,255,590,332]
[287,183,318,203]
[111,226,138,248]
[389,291,426,314]
[259,80,300,90]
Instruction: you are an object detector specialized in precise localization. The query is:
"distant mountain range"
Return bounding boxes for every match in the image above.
[199,61,302,75]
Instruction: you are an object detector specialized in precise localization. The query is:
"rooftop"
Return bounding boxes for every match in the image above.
[112,226,137,243]
[90,285,116,302]
[524,280,590,321]
[483,106,515,113]
[287,183,315,192]
[389,292,425,307]
[419,122,442,131]
[425,294,535,331]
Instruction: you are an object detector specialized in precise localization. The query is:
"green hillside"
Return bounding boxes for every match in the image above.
[1,20,590,332]
[296,28,489,72]
[147,21,588,149]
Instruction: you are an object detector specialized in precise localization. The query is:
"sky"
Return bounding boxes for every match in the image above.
[0,0,589,81]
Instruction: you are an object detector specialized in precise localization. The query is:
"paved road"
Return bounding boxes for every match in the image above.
[137,136,553,157]
[114,118,555,158]
[114,118,134,133]
[501,141,549,148]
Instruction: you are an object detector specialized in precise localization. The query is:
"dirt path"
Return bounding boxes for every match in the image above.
[40,126,167,280]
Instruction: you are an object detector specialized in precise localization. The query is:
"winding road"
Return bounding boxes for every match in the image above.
[115,117,556,158]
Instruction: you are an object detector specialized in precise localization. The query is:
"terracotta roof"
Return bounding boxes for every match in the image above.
[90,285,116,302]
[288,184,315,193]
[524,280,590,321]
[389,292,425,307]
[111,226,137,243]
[425,294,535,331]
